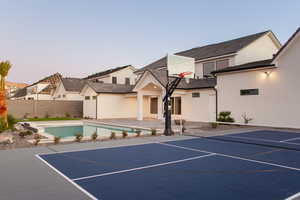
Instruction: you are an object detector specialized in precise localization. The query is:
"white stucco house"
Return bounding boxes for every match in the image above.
[52,78,86,101]
[213,27,300,129]
[84,65,136,85]
[82,30,285,124]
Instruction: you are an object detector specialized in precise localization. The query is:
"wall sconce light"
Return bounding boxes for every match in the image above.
[264,71,272,77]
[153,85,157,89]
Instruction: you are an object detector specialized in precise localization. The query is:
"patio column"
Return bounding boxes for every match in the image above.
[157,95,163,120]
[137,92,143,120]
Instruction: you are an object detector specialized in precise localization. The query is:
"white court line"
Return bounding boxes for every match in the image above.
[35,155,98,200]
[286,191,300,200]
[72,153,216,181]
[158,142,300,172]
[280,137,300,142]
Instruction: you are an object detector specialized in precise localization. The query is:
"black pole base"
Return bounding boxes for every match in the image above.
[164,128,174,136]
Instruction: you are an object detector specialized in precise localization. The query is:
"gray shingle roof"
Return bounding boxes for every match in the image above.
[144,69,216,89]
[11,87,27,98]
[137,31,269,72]
[61,78,86,92]
[211,59,274,74]
[87,82,135,94]
[84,65,133,80]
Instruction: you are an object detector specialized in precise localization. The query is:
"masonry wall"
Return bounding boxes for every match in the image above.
[7,100,83,119]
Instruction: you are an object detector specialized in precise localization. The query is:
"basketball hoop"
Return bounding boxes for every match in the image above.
[178,72,193,78]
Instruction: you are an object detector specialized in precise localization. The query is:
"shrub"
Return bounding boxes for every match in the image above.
[54,136,61,144]
[25,130,33,136]
[151,129,157,136]
[217,111,235,123]
[44,112,50,119]
[91,132,98,141]
[174,119,186,126]
[135,129,141,137]
[19,131,26,138]
[122,130,128,138]
[65,113,71,118]
[7,115,17,130]
[74,133,83,142]
[23,113,29,119]
[33,134,41,146]
[211,122,218,129]
[34,116,38,119]
[110,132,116,139]
[242,113,253,124]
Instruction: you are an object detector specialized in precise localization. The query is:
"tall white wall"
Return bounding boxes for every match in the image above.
[217,33,300,128]
[82,87,97,118]
[181,89,216,122]
[94,67,136,84]
[235,34,279,65]
[97,94,137,119]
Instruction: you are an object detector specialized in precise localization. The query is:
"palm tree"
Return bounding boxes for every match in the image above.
[0,61,11,128]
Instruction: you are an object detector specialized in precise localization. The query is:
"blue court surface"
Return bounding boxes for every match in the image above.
[37,130,300,200]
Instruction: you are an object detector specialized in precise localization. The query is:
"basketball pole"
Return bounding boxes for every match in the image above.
[163,72,183,136]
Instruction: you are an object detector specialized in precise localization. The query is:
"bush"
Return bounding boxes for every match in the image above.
[91,132,98,141]
[19,131,26,138]
[211,122,218,129]
[217,111,235,123]
[135,129,141,137]
[65,113,71,118]
[151,129,157,136]
[110,132,116,139]
[242,113,253,124]
[34,116,38,119]
[122,130,128,138]
[74,133,83,142]
[23,113,29,119]
[45,113,50,119]
[54,136,61,144]
[33,134,41,146]
[174,119,186,126]
[25,130,33,136]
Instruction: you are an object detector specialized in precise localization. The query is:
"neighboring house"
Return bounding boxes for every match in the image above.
[6,81,28,98]
[82,30,281,122]
[52,78,86,101]
[84,65,136,85]
[213,27,300,128]
[11,73,62,100]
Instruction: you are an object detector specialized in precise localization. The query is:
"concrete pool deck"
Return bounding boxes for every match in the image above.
[0,135,194,200]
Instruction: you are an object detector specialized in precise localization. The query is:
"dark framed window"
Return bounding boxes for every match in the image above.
[92,96,97,100]
[203,62,215,77]
[216,59,229,70]
[192,92,200,98]
[112,77,117,84]
[125,78,130,85]
[240,89,259,96]
[85,96,90,100]
[150,97,158,114]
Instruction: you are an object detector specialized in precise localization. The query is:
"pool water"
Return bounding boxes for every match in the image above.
[44,124,149,138]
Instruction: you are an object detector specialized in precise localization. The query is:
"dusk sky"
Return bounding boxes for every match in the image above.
[1,0,299,84]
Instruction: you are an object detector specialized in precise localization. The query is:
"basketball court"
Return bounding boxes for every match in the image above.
[37,129,300,200]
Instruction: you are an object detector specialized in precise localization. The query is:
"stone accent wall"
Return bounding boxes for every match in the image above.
[7,100,83,119]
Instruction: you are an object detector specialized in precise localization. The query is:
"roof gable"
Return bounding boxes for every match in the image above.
[84,65,135,80]
[137,31,270,72]
[273,27,300,63]
[61,78,86,92]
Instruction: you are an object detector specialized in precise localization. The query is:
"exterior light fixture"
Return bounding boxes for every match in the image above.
[264,71,272,76]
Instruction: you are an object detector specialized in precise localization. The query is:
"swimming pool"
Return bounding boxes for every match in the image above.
[44,124,150,138]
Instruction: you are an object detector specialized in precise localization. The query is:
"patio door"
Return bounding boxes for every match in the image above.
[150,97,158,115]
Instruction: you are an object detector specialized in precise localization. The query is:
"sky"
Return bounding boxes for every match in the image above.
[1,0,299,84]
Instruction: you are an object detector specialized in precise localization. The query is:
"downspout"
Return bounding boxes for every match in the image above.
[213,87,218,122]
[96,94,98,119]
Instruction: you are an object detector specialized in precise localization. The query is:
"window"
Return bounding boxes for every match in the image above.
[125,78,130,85]
[240,89,259,96]
[92,96,97,100]
[112,77,117,84]
[62,94,66,98]
[203,62,215,77]
[85,96,90,100]
[216,59,229,70]
[171,97,181,115]
[192,92,200,98]
[28,97,34,100]
[150,98,158,114]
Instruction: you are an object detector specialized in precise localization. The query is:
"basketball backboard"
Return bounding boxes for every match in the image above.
[167,54,195,78]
